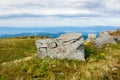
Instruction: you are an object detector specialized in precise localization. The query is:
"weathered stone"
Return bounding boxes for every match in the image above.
[112,36,120,41]
[35,33,85,60]
[109,29,120,41]
[87,34,97,41]
[95,32,116,47]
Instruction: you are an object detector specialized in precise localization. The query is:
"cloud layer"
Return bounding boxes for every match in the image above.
[0,0,120,27]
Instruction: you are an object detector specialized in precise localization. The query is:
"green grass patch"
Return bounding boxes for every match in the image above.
[0,38,37,63]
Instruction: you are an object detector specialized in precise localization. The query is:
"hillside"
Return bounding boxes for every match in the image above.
[0,36,120,80]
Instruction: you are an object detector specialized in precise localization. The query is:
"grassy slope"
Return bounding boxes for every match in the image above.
[0,38,120,80]
[0,38,37,63]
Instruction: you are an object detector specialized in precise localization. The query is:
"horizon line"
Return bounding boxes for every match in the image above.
[0,26,120,28]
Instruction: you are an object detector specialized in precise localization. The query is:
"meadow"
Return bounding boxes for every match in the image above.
[0,37,120,80]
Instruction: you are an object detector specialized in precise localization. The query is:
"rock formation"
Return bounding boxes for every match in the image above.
[95,32,116,47]
[109,29,120,41]
[35,33,85,60]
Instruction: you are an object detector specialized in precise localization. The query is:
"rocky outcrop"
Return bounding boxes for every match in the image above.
[87,34,97,41]
[109,29,120,41]
[95,32,116,47]
[112,36,120,41]
[35,33,85,60]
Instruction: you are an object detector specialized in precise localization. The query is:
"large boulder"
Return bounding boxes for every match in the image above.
[35,33,85,60]
[95,32,116,47]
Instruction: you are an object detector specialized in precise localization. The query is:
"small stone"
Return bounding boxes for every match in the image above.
[87,34,97,41]
[112,67,118,71]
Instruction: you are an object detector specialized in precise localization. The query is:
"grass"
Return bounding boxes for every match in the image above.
[0,37,120,80]
[0,38,37,63]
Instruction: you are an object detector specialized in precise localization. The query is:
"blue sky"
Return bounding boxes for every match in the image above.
[0,0,120,27]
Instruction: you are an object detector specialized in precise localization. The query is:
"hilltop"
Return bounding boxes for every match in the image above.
[0,29,120,80]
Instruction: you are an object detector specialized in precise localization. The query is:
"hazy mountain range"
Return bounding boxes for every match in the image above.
[0,26,119,39]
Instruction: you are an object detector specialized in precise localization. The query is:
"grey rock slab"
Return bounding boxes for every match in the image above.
[95,32,116,47]
[35,33,85,60]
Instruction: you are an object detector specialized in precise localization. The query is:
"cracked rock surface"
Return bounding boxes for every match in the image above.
[35,33,85,60]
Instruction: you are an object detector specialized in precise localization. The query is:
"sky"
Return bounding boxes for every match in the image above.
[0,0,120,27]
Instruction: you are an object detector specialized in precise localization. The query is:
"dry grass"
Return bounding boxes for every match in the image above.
[109,29,120,36]
[0,38,37,63]
[0,38,120,80]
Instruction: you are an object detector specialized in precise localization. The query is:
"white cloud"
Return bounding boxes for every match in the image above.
[0,0,120,17]
[0,0,120,27]
[105,0,120,10]
[0,8,95,16]
[0,17,120,27]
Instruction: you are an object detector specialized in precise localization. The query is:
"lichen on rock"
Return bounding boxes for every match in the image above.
[35,33,85,60]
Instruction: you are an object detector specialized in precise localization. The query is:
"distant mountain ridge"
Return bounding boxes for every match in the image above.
[0,26,119,39]
[0,32,65,38]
